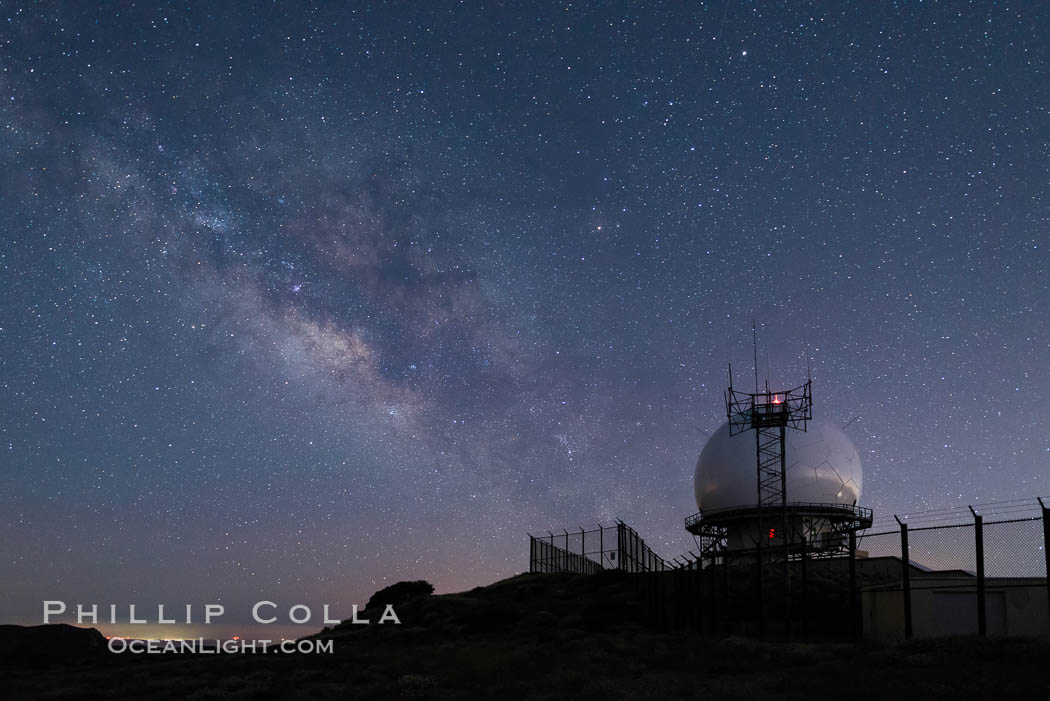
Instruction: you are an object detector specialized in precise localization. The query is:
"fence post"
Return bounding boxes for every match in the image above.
[969,506,986,636]
[895,516,912,639]
[616,522,624,572]
[756,541,765,639]
[695,554,703,633]
[723,548,732,634]
[599,524,604,569]
[711,550,719,634]
[1040,498,1050,631]
[800,534,808,639]
[676,561,684,630]
[849,529,858,641]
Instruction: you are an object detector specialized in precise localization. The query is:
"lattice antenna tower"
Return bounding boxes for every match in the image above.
[725,326,813,634]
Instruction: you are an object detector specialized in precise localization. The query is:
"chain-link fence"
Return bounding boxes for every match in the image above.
[528,521,667,575]
[529,497,1050,640]
[842,501,1049,639]
[984,518,1045,578]
[908,522,977,574]
[857,530,900,559]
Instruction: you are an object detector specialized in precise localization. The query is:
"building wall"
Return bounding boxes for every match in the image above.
[863,577,1048,641]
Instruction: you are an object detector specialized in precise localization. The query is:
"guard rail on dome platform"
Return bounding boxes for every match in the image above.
[685,502,873,534]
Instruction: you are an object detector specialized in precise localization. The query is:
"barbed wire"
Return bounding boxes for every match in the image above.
[858,496,1047,535]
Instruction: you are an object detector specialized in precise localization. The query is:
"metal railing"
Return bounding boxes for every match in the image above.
[686,501,874,530]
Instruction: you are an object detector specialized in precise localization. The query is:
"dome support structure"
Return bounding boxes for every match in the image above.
[685,354,874,638]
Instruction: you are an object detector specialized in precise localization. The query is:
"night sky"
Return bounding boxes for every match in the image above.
[3,2,1048,636]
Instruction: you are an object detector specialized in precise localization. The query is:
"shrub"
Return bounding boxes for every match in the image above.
[365,580,435,611]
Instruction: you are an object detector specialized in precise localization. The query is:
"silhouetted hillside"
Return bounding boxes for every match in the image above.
[5,574,1049,699]
[0,624,108,668]
[332,570,640,640]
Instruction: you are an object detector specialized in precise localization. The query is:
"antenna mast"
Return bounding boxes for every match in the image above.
[752,320,759,394]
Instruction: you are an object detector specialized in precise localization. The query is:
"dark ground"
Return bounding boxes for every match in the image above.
[6,572,1050,700]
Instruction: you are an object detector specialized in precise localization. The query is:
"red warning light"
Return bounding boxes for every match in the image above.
[772,394,781,405]
[769,528,776,539]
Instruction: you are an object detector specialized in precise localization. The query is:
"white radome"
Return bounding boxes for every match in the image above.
[694,417,862,512]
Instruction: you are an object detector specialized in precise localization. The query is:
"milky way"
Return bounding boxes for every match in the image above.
[2,2,1048,632]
